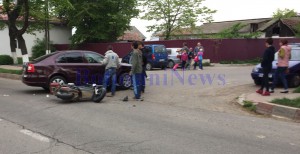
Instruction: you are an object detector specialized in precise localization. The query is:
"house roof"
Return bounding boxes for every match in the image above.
[258,17,300,32]
[199,18,271,34]
[118,26,146,41]
[155,18,272,37]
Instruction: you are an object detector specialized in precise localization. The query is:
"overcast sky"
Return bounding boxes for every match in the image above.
[131,0,300,40]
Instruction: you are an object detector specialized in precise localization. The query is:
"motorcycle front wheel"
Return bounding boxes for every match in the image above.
[92,87,106,103]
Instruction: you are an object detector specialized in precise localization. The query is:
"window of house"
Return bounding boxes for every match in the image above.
[251,23,258,32]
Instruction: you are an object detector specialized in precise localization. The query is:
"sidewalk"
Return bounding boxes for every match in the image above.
[0,65,23,70]
[0,65,23,80]
[238,91,300,122]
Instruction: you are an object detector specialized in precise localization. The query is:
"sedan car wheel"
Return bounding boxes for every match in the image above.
[118,73,132,89]
[50,76,66,86]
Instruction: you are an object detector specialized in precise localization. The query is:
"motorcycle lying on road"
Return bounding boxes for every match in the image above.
[50,83,106,103]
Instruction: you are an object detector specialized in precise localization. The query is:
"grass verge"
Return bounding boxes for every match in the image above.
[0,68,23,75]
[220,58,261,65]
[293,86,300,93]
[243,101,256,111]
[271,97,300,108]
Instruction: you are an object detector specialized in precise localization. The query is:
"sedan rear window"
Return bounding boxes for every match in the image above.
[57,52,83,63]
[33,52,57,63]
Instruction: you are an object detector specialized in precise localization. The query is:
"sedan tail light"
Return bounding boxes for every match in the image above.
[27,63,35,73]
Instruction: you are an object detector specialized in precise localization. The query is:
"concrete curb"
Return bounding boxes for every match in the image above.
[0,73,21,80]
[238,94,300,122]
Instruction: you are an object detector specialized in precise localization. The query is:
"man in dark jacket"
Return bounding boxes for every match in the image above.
[139,42,147,93]
[256,38,276,96]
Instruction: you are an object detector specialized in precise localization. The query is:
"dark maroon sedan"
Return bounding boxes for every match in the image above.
[22,50,132,90]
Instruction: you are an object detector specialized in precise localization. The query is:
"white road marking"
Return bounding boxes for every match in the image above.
[256,135,266,139]
[290,143,295,146]
[0,118,2,121]
[20,129,50,142]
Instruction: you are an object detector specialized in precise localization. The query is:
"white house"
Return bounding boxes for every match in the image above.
[0,4,72,63]
[0,23,72,56]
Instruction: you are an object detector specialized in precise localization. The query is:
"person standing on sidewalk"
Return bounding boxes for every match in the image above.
[197,50,204,70]
[270,39,291,94]
[131,41,143,101]
[139,42,147,93]
[186,47,194,70]
[181,49,188,71]
[256,38,276,96]
[193,42,204,56]
[102,45,120,97]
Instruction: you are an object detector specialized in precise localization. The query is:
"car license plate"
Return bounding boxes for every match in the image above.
[259,73,272,78]
[159,59,165,62]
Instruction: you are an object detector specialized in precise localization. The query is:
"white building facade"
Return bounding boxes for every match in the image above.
[0,24,72,57]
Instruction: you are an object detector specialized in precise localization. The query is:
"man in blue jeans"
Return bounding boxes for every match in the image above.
[102,45,120,97]
[130,41,143,101]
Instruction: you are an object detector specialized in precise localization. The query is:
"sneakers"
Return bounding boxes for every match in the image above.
[134,97,144,101]
[269,89,274,93]
[262,91,270,96]
[256,89,270,96]
[106,93,115,97]
[256,89,263,94]
[280,90,289,93]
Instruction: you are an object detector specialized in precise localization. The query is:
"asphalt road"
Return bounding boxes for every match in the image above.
[0,66,299,154]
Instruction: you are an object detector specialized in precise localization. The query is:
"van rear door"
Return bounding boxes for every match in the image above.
[153,45,168,63]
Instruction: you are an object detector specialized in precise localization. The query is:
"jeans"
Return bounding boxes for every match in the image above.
[260,67,271,91]
[272,67,288,90]
[103,68,117,95]
[132,73,142,99]
[198,59,203,70]
[141,67,146,92]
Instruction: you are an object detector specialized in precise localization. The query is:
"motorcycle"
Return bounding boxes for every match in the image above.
[50,83,106,103]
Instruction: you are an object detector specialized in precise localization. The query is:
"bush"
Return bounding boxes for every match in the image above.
[31,38,56,59]
[0,55,14,65]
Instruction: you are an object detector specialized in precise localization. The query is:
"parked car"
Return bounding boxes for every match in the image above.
[251,43,300,88]
[121,44,168,70]
[166,48,182,68]
[22,50,132,90]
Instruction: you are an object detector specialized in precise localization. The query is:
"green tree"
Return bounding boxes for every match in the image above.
[272,8,297,19]
[67,0,139,44]
[140,0,216,40]
[1,0,72,63]
[295,23,300,38]
[216,23,262,39]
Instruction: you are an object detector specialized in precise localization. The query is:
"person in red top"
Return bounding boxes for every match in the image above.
[181,49,188,71]
[270,39,291,93]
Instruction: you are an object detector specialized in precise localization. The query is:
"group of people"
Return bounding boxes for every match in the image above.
[101,41,146,101]
[178,42,205,71]
[257,38,291,96]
